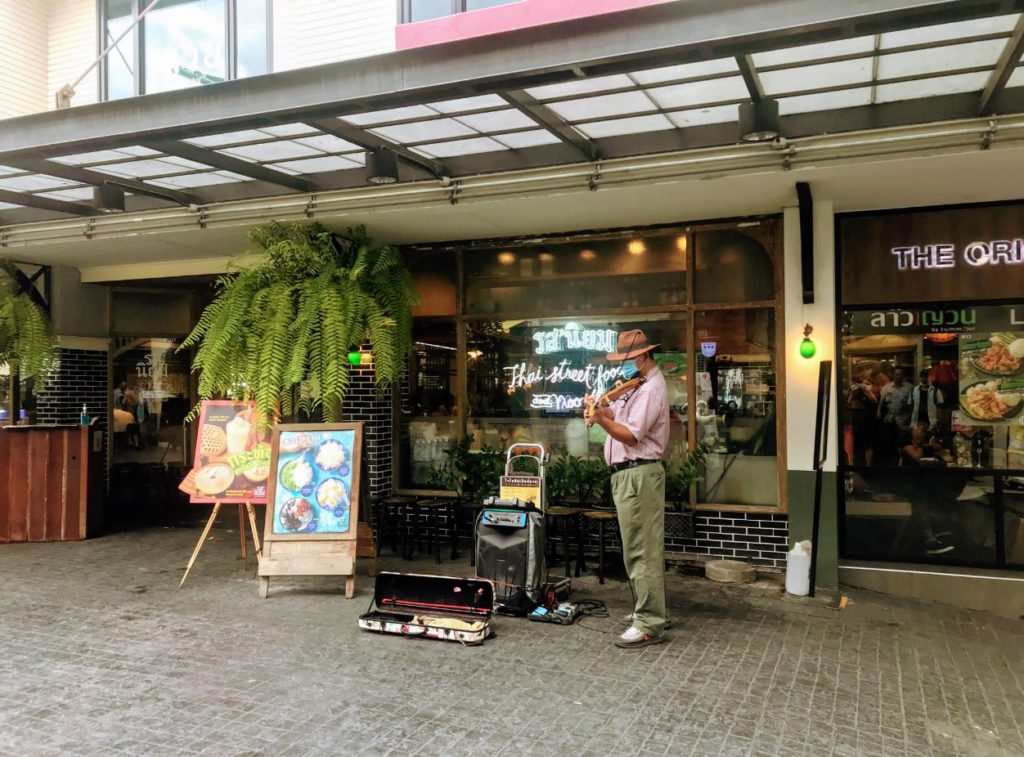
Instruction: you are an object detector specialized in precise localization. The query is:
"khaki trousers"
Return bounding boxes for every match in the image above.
[610,463,667,636]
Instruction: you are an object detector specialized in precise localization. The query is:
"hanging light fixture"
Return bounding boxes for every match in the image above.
[366,149,399,184]
[800,324,816,359]
[738,99,780,142]
[93,185,125,212]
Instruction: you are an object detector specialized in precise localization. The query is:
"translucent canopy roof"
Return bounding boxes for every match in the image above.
[0,5,1022,222]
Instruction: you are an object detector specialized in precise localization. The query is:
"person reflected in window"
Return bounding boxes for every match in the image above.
[113,380,127,410]
[910,368,942,432]
[901,423,955,555]
[846,364,878,466]
[876,366,911,466]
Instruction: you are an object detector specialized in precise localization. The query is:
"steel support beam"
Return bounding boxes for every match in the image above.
[500,90,599,161]
[0,188,97,216]
[144,139,321,192]
[304,118,448,178]
[0,157,198,206]
[0,0,1018,161]
[979,14,1024,115]
[736,56,766,101]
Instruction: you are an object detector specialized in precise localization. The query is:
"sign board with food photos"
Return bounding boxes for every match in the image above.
[183,400,271,504]
[258,422,364,598]
[957,331,1024,427]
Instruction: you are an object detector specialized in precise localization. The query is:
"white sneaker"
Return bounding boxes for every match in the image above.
[622,612,672,630]
[619,626,645,643]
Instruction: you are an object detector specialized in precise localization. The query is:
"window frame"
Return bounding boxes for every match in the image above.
[97,0,272,101]
[393,218,787,514]
[398,0,521,25]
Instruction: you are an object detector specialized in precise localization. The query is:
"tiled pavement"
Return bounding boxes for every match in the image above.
[1,524,1022,756]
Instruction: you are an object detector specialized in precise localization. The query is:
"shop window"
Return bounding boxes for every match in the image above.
[101,0,269,100]
[465,314,688,463]
[402,0,520,24]
[843,468,998,566]
[694,228,775,304]
[694,308,778,506]
[398,320,459,489]
[111,338,192,466]
[463,231,687,317]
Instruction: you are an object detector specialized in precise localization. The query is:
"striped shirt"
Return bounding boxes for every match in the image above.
[603,366,669,465]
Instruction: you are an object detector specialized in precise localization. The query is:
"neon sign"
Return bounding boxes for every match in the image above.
[891,240,1024,271]
[532,323,617,355]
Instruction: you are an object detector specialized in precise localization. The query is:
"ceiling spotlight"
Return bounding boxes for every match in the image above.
[93,185,125,213]
[366,148,399,184]
[628,239,647,256]
[738,99,780,142]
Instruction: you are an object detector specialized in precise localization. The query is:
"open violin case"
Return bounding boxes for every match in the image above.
[358,572,495,645]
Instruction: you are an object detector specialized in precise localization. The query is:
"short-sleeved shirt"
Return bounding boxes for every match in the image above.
[603,367,670,466]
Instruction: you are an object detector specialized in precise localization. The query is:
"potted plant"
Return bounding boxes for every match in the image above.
[181,222,417,422]
[429,435,503,503]
[0,261,58,385]
[663,440,711,539]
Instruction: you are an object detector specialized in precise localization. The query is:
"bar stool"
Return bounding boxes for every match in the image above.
[545,506,581,578]
[581,510,619,584]
[374,495,416,558]
[407,497,448,564]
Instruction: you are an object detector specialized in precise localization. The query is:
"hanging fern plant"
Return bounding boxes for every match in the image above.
[181,222,418,422]
[0,261,59,380]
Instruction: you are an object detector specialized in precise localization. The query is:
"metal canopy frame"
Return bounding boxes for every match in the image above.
[2,0,1024,224]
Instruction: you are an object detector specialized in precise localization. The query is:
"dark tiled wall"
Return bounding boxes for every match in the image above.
[676,511,789,568]
[342,366,393,499]
[35,348,108,428]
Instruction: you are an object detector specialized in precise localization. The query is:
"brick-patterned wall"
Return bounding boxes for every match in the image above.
[35,348,108,429]
[671,511,789,568]
[342,366,393,500]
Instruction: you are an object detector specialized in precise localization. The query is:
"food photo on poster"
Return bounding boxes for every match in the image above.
[958,331,1024,425]
[181,400,271,502]
[271,429,356,535]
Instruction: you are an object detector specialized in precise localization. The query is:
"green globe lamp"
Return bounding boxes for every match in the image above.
[799,324,816,359]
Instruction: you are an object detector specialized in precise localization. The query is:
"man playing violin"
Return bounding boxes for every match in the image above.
[584,329,670,648]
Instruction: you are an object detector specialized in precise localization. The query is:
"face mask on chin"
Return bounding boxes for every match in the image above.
[621,359,639,379]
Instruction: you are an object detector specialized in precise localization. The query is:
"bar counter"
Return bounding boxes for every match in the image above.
[0,425,104,543]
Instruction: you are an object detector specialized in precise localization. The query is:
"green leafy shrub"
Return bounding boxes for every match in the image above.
[663,440,711,509]
[0,261,58,380]
[181,222,417,422]
[429,435,504,502]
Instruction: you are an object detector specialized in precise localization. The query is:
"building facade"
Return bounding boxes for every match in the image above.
[1,0,1024,614]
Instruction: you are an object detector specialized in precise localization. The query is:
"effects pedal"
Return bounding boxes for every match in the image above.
[528,602,583,625]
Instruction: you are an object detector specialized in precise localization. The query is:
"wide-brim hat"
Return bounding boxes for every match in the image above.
[607,329,660,361]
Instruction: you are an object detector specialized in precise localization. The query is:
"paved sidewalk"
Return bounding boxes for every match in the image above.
[1,525,1022,756]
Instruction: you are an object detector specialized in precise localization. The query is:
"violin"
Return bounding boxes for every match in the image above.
[584,376,645,421]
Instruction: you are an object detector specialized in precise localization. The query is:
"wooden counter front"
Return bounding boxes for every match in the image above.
[0,425,103,543]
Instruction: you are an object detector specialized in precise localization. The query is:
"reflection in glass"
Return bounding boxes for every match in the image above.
[112,338,192,465]
[409,0,454,22]
[1004,481,1024,566]
[466,0,520,9]
[144,0,227,94]
[694,228,774,303]
[235,0,268,78]
[694,309,778,506]
[463,232,687,316]
[400,320,458,489]
[843,468,997,565]
[104,0,136,100]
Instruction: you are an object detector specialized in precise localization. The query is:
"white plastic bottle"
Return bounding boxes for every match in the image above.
[785,540,812,596]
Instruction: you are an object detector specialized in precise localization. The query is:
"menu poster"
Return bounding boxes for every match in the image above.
[181,400,271,503]
[957,332,1024,427]
[266,424,362,540]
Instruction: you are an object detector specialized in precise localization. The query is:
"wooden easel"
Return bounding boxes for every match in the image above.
[180,500,262,587]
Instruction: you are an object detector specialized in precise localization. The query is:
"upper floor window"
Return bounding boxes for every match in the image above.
[401,0,520,24]
[101,0,270,100]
